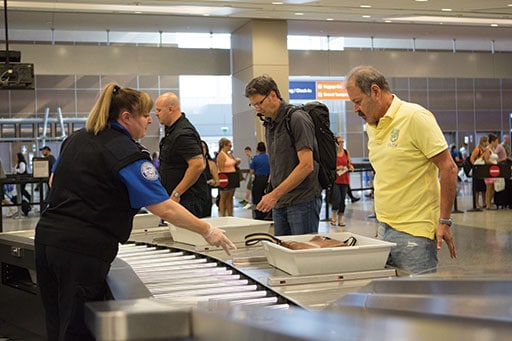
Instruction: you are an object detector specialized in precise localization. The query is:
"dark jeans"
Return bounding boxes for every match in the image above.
[252,174,269,220]
[35,243,111,341]
[273,197,321,236]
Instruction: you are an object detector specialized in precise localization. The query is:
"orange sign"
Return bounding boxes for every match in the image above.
[316,81,349,100]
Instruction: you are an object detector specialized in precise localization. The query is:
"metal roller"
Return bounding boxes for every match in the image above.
[138,274,240,285]
[147,280,250,295]
[125,262,219,273]
[155,290,270,303]
[135,269,234,281]
[116,252,185,261]
[117,245,182,254]
[111,242,292,312]
[123,258,207,269]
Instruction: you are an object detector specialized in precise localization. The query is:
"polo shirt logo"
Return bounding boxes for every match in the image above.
[388,128,399,147]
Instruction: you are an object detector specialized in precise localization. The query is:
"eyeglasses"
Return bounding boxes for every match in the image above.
[249,94,269,109]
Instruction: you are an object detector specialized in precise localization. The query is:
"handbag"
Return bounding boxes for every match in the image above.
[235,165,244,182]
[473,157,485,165]
[494,178,505,192]
[462,156,473,177]
[244,232,357,250]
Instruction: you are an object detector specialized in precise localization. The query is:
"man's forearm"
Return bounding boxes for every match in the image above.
[173,157,205,195]
[439,163,458,218]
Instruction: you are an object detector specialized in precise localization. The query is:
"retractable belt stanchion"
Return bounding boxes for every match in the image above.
[452,164,464,214]
[0,175,48,232]
[466,170,483,212]
[452,186,464,214]
[469,163,512,212]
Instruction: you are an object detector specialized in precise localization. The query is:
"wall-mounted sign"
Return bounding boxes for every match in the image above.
[289,80,349,101]
[316,81,349,100]
[289,81,316,100]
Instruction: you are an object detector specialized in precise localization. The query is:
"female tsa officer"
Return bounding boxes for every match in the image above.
[34,83,236,341]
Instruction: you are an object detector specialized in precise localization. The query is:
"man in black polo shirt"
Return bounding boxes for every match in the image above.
[245,75,322,235]
[155,92,209,217]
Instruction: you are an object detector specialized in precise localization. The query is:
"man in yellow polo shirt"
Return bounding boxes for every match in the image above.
[346,65,458,274]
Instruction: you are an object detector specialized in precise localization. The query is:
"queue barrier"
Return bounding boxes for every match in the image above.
[0,175,48,232]
[472,163,511,179]
[468,162,512,211]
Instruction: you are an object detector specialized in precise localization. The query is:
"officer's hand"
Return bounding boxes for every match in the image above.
[203,224,237,255]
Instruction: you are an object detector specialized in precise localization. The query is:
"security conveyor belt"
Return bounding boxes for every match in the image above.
[110,242,292,309]
[123,222,399,310]
[2,224,512,340]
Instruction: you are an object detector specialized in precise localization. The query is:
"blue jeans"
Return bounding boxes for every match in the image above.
[378,222,438,275]
[273,197,322,236]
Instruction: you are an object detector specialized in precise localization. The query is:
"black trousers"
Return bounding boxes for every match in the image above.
[330,183,349,214]
[181,191,209,218]
[35,243,111,341]
[252,174,269,220]
[20,183,31,201]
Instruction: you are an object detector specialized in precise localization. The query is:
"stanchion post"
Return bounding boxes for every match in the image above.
[452,182,463,213]
[323,187,331,221]
[467,167,482,212]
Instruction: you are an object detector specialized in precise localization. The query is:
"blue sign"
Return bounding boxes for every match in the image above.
[289,81,316,100]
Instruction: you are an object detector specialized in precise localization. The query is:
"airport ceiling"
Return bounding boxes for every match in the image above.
[2,0,512,41]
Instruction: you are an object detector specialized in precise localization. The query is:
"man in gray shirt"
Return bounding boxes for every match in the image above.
[245,75,322,235]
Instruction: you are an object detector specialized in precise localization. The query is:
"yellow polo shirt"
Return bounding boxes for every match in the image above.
[367,96,447,239]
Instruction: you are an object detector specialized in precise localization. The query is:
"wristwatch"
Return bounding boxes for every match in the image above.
[172,191,181,198]
[439,218,453,227]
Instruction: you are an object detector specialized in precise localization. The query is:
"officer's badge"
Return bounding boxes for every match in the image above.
[140,161,158,181]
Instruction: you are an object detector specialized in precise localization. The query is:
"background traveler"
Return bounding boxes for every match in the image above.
[239,146,253,209]
[201,140,219,217]
[470,136,488,208]
[502,135,511,158]
[330,136,355,228]
[495,136,508,163]
[39,146,56,201]
[459,142,469,160]
[155,92,209,218]
[483,133,499,209]
[14,152,32,215]
[151,151,160,169]
[216,137,240,216]
[39,146,56,172]
[249,141,270,220]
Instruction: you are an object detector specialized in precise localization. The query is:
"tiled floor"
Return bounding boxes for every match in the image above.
[2,181,512,273]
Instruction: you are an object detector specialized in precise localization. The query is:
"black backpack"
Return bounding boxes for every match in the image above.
[285,101,337,189]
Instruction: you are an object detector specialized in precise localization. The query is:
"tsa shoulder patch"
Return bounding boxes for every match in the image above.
[140,161,158,181]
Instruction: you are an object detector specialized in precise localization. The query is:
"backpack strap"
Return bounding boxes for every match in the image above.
[284,104,300,147]
[284,104,316,149]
